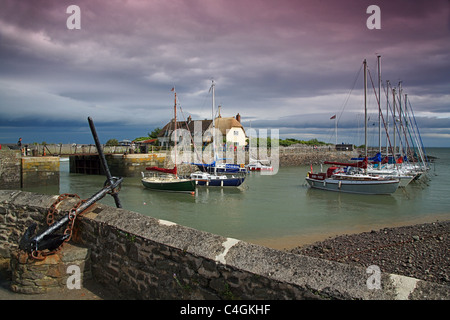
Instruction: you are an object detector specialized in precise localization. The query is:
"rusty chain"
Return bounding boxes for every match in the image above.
[46,193,81,226]
[29,193,91,260]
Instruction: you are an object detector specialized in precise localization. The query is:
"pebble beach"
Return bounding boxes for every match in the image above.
[289,220,450,286]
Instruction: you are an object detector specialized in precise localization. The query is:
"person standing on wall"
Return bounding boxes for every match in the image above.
[17,137,23,155]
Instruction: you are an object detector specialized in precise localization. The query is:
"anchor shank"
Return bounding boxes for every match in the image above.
[88,116,122,208]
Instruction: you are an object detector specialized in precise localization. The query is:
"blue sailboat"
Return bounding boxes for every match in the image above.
[192,160,247,173]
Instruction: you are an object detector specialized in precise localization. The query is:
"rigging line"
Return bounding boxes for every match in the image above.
[393,89,413,159]
[384,81,405,159]
[405,99,427,168]
[367,68,398,168]
[327,62,364,144]
[381,81,398,159]
[409,100,429,165]
[403,99,421,160]
[386,83,408,159]
[337,62,364,123]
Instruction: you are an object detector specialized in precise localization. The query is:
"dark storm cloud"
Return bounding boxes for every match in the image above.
[0,0,449,145]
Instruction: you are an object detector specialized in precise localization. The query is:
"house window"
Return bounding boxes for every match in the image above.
[234,130,239,136]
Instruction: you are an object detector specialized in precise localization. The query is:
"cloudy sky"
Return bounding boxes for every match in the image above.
[1,0,449,147]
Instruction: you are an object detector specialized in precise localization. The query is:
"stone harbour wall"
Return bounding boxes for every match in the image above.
[0,150,22,190]
[0,151,60,189]
[69,153,166,177]
[106,153,166,177]
[279,147,360,166]
[21,156,60,188]
[0,190,448,300]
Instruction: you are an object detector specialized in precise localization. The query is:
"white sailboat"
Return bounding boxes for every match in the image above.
[141,89,196,192]
[363,55,417,187]
[364,55,430,186]
[246,158,273,171]
[365,163,415,187]
[306,59,400,195]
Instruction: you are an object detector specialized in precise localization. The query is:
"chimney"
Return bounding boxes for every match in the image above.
[236,113,241,123]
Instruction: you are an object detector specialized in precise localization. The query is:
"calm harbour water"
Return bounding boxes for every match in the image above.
[28,148,450,250]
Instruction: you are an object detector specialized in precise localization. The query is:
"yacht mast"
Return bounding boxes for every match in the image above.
[398,81,404,160]
[211,80,217,174]
[364,59,368,161]
[173,89,178,178]
[392,87,396,158]
[386,80,390,158]
[377,55,382,168]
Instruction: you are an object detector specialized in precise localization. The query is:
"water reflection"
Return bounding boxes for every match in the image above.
[194,186,246,204]
[305,187,398,211]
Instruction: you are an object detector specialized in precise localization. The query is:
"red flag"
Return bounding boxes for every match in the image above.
[330,114,336,120]
[171,87,175,92]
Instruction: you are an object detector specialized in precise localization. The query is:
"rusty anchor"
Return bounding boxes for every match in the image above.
[19,117,123,259]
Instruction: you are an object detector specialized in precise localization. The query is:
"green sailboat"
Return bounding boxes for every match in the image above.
[141,166,195,192]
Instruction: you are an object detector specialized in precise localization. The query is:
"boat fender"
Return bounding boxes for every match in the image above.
[338,181,342,189]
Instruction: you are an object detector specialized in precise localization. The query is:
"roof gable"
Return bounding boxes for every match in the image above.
[213,117,245,135]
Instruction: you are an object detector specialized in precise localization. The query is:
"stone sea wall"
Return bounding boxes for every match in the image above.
[279,146,360,166]
[21,156,60,188]
[0,150,22,189]
[1,190,448,299]
[0,150,60,189]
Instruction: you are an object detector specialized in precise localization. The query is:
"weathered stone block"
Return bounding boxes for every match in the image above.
[9,244,91,294]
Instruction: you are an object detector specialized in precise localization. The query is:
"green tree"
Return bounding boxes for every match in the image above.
[106,139,119,146]
[149,127,161,139]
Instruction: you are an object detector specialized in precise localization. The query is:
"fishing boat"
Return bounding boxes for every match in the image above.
[141,89,196,193]
[190,80,246,187]
[305,59,400,195]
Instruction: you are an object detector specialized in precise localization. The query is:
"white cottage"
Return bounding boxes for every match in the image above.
[212,113,246,147]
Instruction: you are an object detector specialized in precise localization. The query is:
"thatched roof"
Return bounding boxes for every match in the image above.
[158,119,213,138]
[212,117,245,135]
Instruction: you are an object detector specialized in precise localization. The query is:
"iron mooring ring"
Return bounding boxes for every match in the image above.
[104,176,122,194]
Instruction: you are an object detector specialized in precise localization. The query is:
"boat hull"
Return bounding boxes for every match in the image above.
[191,171,245,187]
[305,177,400,195]
[193,163,247,173]
[193,177,245,187]
[247,166,273,172]
[141,178,195,192]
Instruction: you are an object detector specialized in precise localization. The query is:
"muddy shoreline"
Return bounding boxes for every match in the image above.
[289,220,450,286]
